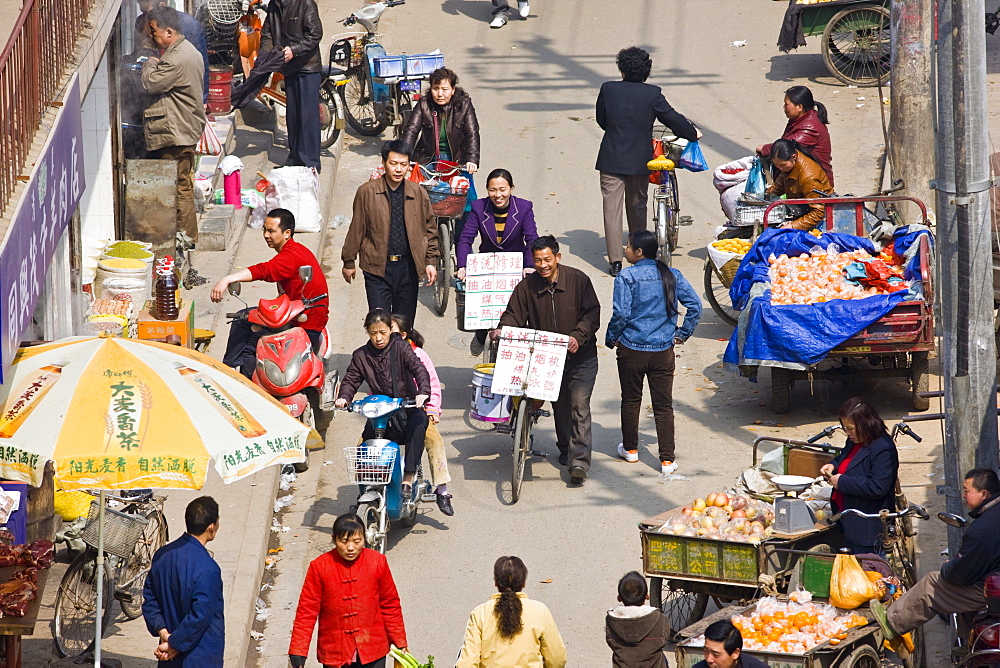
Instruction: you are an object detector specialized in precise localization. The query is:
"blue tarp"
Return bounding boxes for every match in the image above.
[724,227,932,367]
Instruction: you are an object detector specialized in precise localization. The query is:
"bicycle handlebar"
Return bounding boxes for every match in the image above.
[893,421,923,443]
[830,503,929,523]
[807,425,840,443]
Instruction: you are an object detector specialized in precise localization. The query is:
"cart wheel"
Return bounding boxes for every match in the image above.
[770,367,793,414]
[649,577,709,638]
[908,351,929,411]
[821,5,890,87]
[703,261,739,327]
[843,644,880,668]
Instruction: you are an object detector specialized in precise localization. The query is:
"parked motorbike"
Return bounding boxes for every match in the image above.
[225,266,336,472]
[340,395,434,553]
[937,511,1000,665]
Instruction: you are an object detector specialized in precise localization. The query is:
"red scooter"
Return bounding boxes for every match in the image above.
[226,267,337,471]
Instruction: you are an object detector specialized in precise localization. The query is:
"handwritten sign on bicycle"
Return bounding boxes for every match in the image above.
[490,326,568,402]
[463,252,522,330]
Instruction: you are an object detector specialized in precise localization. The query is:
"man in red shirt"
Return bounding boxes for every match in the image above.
[211,208,329,376]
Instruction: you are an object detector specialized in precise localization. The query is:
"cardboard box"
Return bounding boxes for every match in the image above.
[136,299,195,347]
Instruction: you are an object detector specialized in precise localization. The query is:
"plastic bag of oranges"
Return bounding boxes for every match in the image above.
[830,553,881,609]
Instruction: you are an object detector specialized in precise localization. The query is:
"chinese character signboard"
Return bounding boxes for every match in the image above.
[491,326,568,402]
[0,75,85,384]
[464,252,522,329]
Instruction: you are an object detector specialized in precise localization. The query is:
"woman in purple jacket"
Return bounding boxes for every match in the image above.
[456,169,539,355]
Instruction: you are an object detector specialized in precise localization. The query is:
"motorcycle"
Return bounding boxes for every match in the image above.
[225,266,337,472]
[340,395,435,553]
[937,511,1000,665]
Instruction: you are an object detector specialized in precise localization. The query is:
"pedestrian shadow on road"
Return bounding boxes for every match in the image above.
[765,52,830,85]
[560,228,613,274]
[439,0,490,21]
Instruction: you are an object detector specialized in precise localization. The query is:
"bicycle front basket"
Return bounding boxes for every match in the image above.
[343,445,397,485]
[82,502,149,559]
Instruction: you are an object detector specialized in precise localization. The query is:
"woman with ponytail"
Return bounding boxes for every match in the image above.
[606,230,702,476]
[456,556,567,667]
[757,85,835,188]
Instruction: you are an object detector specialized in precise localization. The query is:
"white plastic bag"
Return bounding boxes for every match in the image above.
[262,166,322,232]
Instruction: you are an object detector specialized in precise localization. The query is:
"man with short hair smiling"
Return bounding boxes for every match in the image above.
[342,140,439,323]
[142,496,224,665]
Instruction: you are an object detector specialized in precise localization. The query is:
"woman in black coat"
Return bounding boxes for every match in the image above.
[820,397,900,555]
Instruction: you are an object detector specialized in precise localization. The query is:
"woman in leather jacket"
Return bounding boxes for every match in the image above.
[401,67,481,173]
[757,85,834,188]
[766,139,833,231]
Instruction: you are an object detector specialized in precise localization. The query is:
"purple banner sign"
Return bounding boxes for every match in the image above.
[0,76,85,384]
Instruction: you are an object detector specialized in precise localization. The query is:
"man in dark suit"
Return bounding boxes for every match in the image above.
[595,47,700,276]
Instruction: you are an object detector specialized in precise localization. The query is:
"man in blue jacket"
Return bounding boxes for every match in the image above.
[872,468,1000,645]
[143,496,224,666]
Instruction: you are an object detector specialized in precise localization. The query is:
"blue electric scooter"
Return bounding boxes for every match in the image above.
[341,395,433,553]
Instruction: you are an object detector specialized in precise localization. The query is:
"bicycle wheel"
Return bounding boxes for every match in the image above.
[510,399,530,504]
[118,509,169,620]
[340,69,388,136]
[822,5,890,87]
[358,502,386,553]
[655,198,674,265]
[319,81,342,149]
[649,577,709,639]
[433,220,453,315]
[393,87,415,139]
[53,551,114,658]
[666,172,680,251]
[703,260,739,326]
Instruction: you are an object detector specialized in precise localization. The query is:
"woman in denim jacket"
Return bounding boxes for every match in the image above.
[606,230,702,475]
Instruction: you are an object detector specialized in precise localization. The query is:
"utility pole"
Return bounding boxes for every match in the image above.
[934,0,999,555]
[889,0,935,220]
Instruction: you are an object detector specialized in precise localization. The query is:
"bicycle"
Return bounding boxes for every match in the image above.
[52,489,168,658]
[647,128,693,266]
[333,0,441,138]
[495,396,550,503]
[419,160,468,315]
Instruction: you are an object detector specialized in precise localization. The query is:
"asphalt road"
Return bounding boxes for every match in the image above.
[255,1,950,665]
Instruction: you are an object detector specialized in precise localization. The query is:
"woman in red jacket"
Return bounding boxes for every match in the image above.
[757,85,834,188]
[288,514,407,668]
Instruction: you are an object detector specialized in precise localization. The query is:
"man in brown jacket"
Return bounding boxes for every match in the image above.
[142,6,206,245]
[495,235,601,484]
[342,140,439,323]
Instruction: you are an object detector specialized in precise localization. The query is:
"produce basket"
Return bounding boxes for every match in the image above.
[707,240,751,288]
[81,501,149,559]
[343,445,397,485]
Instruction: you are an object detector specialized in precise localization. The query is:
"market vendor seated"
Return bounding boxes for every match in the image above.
[766,138,833,232]
[871,469,1000,651]
[693,620,770,668]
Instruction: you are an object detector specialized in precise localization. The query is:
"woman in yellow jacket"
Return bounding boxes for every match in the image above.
[456,556,567,667]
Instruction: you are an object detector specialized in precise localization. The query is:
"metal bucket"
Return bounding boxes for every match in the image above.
[471,364,509,422]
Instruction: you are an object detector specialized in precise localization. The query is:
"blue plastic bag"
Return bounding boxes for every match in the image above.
[679,140,709,172]
[745,157,765,194]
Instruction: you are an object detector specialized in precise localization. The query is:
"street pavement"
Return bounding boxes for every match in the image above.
[254,1,958,667]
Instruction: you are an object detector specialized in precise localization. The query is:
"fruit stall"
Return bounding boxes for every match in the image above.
[641,438,841,634]
[721,196,933,414]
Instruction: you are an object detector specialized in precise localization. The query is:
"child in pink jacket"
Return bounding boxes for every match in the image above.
[391,314,455,516]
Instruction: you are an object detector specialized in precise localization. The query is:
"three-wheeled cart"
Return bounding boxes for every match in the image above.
[673,603,885,668]
[640,438,841,634]
[779,0,890,86]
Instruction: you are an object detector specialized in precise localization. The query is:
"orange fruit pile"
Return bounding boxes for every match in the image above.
[768,248,900,306]
[730,598,869,655]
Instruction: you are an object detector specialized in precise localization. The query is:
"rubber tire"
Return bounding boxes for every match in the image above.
[844,644,880,668]
[649,577,709,640]
[53,551,114,658]
[771,367,793,414]
[319,81,342,149]
[822,5,890,87]
[910,351,930,411]
[433,220,453,316]
[399,472,419,527]
[358,503,386,553]
[340,70,388,136]
[118,510,169,620]
[703,261,739,327]
[393,92,414,140]
[511,400,530,504]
